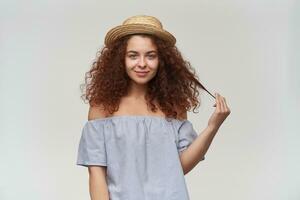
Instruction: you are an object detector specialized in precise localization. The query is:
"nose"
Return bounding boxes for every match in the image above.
[138,56,146,68]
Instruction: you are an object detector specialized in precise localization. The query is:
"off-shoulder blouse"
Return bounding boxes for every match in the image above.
[76,115,205,200]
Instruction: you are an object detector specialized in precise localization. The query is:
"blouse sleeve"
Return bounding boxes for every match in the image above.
[76,121,107,167]
[177,120,205,161]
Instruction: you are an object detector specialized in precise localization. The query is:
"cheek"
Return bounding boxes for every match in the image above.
[125,57,137,67]
[125,59,131,68]
[149,59,159,69]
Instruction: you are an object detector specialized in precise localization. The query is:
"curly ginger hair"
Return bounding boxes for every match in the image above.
[80,33,208,120]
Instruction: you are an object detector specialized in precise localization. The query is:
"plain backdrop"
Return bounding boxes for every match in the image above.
[0,0,299,199]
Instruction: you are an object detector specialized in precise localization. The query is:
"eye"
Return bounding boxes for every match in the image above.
[128,55,137,59]
[148,55,157,59]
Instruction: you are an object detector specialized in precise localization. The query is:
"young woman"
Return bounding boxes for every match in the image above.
[77,15,231,200]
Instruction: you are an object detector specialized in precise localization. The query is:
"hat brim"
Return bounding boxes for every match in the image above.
[104,24,176,46]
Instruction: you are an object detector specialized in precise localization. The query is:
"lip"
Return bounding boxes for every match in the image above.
[135,71,149,77]
[135,71,149,73]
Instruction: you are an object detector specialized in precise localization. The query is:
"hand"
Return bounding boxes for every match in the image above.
[208,93,231,130]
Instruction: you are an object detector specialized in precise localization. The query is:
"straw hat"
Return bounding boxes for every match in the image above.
[104,15,176,46]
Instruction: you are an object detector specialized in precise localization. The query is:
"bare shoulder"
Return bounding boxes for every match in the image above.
[88,104,108,121]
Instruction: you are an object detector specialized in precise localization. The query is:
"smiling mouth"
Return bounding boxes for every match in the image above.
[134,71,149,77]
[135,71,149,73]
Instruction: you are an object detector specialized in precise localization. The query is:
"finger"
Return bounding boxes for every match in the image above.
[223,97,229,109]
[217,94,224,111]
[215,93,221,111]
[222,97,231,113]
[220,96,226,111]
[213,93,218,107]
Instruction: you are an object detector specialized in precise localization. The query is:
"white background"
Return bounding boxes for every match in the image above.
[0,0,299,199]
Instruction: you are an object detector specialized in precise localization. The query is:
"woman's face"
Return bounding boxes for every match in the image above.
[125,35,159,85]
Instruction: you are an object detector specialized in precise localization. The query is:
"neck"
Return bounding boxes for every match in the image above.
[127,81,148,100]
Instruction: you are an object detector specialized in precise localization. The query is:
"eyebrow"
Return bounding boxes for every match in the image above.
[126,50,157,54]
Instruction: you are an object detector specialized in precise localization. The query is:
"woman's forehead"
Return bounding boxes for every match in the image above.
[126,35,157,50]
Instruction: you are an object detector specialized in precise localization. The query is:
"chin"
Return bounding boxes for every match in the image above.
[132,78,150,85]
